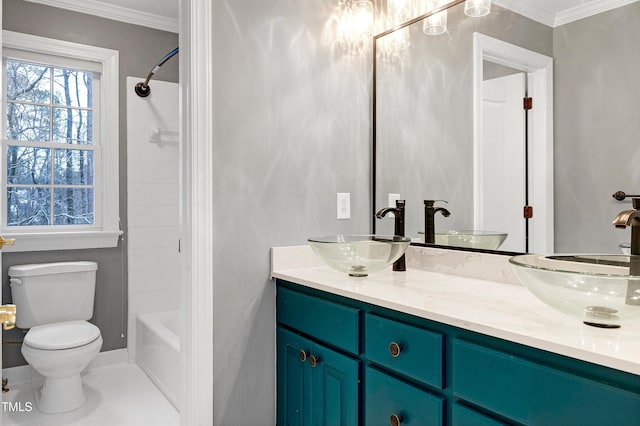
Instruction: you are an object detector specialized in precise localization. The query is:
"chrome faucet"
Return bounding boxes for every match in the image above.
[613,198,640,256]
[376,200,406,271]
[424,200,451,244]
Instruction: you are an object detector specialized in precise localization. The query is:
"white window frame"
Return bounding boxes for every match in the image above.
[2,30,121,252]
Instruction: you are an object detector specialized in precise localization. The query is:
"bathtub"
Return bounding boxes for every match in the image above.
[136,311,181,410]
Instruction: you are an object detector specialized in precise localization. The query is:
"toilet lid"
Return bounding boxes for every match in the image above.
[24,321,101,350]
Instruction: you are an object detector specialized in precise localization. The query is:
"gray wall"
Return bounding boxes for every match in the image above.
[553,2,640,253]
[2,0,179,367]
[211,0,370,423]
[376,4,552,238]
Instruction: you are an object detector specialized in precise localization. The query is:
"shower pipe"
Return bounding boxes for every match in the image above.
[134,47,179,97]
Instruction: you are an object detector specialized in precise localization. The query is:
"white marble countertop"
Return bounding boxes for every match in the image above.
[271,245,640,376]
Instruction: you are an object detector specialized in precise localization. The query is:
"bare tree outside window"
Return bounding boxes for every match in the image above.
[5,60,94,227]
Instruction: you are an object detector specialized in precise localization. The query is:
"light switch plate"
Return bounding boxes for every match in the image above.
[337,193,351,220]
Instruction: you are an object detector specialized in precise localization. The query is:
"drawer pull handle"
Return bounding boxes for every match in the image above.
[309,355,320,368]
[389,341,402,357]
[299,350,308,362]
[390,413,402,426]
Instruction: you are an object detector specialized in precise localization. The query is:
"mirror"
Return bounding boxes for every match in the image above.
[373,0,640,255]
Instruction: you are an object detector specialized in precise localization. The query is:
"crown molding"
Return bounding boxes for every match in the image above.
[554,0,639,26]
[495,0,638,27]
[24,0,178,33]
[494,0,556,27]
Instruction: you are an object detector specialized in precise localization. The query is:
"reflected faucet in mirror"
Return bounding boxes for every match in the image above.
[376,200,406,271]
[612,197,640,305]
[424,200,450,244]
[613,198,640,256]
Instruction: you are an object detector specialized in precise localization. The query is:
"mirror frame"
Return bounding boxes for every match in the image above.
[371,0,532,256]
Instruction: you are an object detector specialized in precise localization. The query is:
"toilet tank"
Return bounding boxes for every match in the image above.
[9,262,98,329]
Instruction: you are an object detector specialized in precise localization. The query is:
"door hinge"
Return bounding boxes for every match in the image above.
[523,97,533,110]
[524,206,533,219]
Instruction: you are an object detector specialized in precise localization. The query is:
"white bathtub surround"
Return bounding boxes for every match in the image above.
[136,311,180,410]
[271,245,640,375]
[2,363,178,426]
[126,77,180,363]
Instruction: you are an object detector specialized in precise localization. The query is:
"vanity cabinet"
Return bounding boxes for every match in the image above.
[277,327,359,426]
[277,287,360,426]
[276,280,640,426]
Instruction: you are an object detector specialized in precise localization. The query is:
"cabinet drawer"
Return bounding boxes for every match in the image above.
[365,367,444,426]
[365,313,443,388]
[452,339,640,425]
[277,286,360,354]
[451,404,506,426]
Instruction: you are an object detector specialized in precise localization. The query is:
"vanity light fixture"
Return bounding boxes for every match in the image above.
[324,0,492,58]
[371,0,414,61]
[464,0,491,17]
[422,1,448,35]
[322,0,375,56]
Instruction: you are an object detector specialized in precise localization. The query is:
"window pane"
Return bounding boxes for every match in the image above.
[53,188,94,225]
[6,61,51,103]
[52,108,92,144]
[53,68,92,108]
[6,103,51,141]
[7,187,51,226]
[7,146,51,185]
[54,149,93,185]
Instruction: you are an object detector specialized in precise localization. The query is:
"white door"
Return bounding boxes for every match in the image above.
[478,72,526,252]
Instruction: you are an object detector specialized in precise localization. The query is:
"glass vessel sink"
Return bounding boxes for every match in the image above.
[308,235,410,277]
[419,230,507,250]
[510,254,640,328]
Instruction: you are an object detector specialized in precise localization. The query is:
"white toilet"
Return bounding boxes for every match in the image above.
[9,261,102,414]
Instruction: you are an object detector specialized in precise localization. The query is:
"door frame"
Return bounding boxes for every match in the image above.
[180,0,214,424]
[1,2,4,423]
[472,33,554,254]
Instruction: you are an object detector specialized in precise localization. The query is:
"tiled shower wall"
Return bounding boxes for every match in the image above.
[126,77,179,361]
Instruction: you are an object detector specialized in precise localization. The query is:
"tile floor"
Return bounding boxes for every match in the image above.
[3,364,179,426]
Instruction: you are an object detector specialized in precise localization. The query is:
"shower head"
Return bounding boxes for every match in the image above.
[135,47,179,98]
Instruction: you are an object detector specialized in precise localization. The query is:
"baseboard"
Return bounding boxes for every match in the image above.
[2,348,130,386]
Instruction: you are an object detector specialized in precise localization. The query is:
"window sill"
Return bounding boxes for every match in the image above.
[1,230,123,253]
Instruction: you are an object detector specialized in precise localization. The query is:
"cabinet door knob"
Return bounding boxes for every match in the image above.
[309,355,320,368]
[390,413,402,426]
[389,341,402,357]
[299,350,308,362]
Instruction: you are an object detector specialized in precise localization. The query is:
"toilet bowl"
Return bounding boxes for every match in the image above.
[21,320,102,413]
[9,261,101,414]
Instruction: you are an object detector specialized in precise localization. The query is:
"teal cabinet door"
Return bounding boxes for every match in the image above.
[310,342,360,426]
[278,326,359,426]
[278,327,312,426]
[365,367,444,426]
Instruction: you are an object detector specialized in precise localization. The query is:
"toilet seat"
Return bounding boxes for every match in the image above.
[24,321,101,350]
